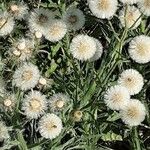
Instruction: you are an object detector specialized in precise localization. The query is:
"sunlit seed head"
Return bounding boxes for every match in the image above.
[126,77,135,86]
[10,4,19,13]
[0,11,14,36]
[70,34,96,60]
[17,41,26,50]
[120,99,146,126]
[56,100,65,108]
[104,85,130,110]
[138,0,150,16]
[0,122,9,141]
[73,110,83,122]
[35,31,42,38]
[9,2,28,20]
[13,49,21,56]
[13,63,40,91]
[118,69,144,95]
[89,38,103,61]
[119,6,141,29]
[38,113,63,139]
[78,42,88,54]
[111,93,124,103]
[128,35,150,63]
[0,93,16,112]
[30,99,41,111]
[136,42,147,56]
[21,47,32,55]
[127,77,134,84]
[22,91,47,119]
[51,25,60,36]
[39,77,47,85]
[4,99,12,107]
[49,93,69,113]
[22,70,33,81]
[44,20,67,42]
[88,0,118,19]
[145,0,150,5]
[98,0,110,11]
[44,122,57,132]
[144,0,150,7]
[126,106,140,119]
[11,38,35,61]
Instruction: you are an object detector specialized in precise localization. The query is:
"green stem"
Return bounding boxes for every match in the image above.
[108,20,120,42]
[28,139,49,149]
[98,27,128,88]
[132,127,141,150]
[17,130,28,150]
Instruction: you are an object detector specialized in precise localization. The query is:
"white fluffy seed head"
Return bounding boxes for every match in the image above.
[120,99,146,126]
[9,2,28,20]
[70,34,96,61]
[13,49,21,56]
[104,85,130,110]
[17,39,26,50]
[88,0,118,19]
[73,110,83,122]
[4,99,12,107]
[128,35,150,64]
[0,11,14,36]
[39,77,47,85]
[63,7,85,31]
[11,38,35,61]
[44,19,67,42]
[0,121,9,141]
[119,6,141,29]
[26,30,43,40]
[118,69,144,95]
[22,91,47,119]
[35,31,42,39]
[28,8,55,33]
[12,63,40,91]
[138,0,150,16]
[49,93,69,113]
[1,93,16,111]
[120,0,141,4]
[89,38,103,61]
[38,113,63,139]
